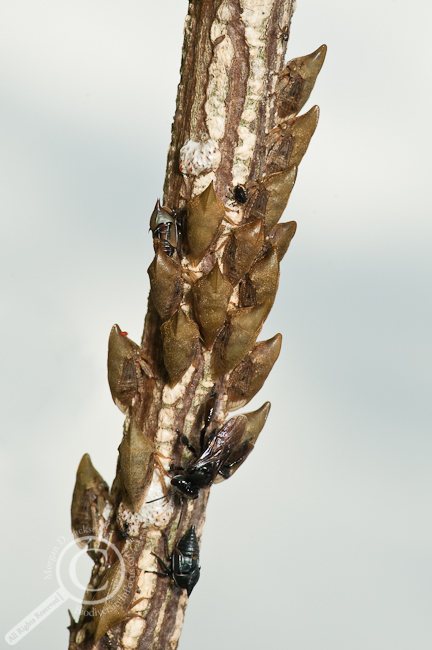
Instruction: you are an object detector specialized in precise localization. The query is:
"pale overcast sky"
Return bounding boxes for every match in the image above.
[1,1,431,649]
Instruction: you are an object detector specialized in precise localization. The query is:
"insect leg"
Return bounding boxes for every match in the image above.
[150,552,170,575]
[177,432,197,456]
[145,570,170,578]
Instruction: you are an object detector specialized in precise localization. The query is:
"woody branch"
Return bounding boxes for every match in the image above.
[68,0,326,649]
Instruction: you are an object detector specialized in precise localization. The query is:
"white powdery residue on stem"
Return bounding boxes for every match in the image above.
[168,592,188,649]
[162,382,186,405]
[138,471,173,528]
[154,595,169,638]
[205,0,234,141]
[232,0,273,184]
[192,171,216,198]
[235,126,257,161]
[158,407,176,431]
[122,618,146,649]
[136,528,162,593]
[155,364,195,456]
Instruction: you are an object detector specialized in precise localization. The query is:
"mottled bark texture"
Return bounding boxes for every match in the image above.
[67,0,328,648]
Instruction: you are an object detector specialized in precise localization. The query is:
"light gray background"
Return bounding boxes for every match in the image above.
[1,1,431,648]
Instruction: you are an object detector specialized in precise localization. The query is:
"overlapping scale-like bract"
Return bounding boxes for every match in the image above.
[226,334,282,411]
[268,221,297,261]
[222,217,264,286]
[211,302,269,378]
[265,105,320,175]
[276,44,327,119]
[192,262,233,348]
[118,419,157,512]
[71,454,110,547]
[215,401,271,482]
[161,308,201,385]
[148,247,184,320]
[107,325,152,413]
[240,246,280,317]
[186,181,225,264]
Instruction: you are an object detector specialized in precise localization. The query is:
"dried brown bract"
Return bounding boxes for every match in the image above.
[222,217,264,286]
[211,302,269,378]
[186,182,225,264]
[264,105,320,175]
[92,559,144,642]
[107,325,153,413]
[243,166,297,235]
[226,334,282,411]
[241,246,280,317]
[118,418,166,512]
[276,44,327,119]
[192,262,233,348]
[215,401,271,481]
[71,454,110,548]
[268,221,297,261]
[148,246,184,320]
[160,308,201,385]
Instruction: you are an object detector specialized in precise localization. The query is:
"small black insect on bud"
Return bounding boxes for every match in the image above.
[233,184,248,204]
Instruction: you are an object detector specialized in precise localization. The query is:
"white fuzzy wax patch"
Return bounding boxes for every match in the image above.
[117,503,141,537]
[179,139,220,176]
[138,471,173,528]
[117,473,173,535]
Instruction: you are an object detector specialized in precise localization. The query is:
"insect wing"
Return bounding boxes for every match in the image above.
[192,415,248,472]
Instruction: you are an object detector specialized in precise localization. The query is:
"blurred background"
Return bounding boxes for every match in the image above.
[1,0,431,648]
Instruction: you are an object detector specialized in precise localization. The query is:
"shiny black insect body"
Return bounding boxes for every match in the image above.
[120,521,130,539]
[150,200,182,257]
[171,415,248,499]
[147,526,200,596]
[233,184,248,204]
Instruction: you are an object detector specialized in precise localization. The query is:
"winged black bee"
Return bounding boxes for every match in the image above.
[146,525,200,596]
[171,413,251,499]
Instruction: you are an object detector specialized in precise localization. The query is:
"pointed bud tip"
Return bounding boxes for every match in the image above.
[313,44,327,62]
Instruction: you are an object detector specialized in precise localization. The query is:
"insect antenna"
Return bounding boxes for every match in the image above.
[145,494,170,504]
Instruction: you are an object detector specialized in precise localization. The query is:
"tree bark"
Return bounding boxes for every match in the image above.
[68,0,298,648]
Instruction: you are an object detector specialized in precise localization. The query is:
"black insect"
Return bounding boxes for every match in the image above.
[171,414,249,499]
[233,184,248,204]
[147,526,200,596]
[120,521,130,539]
[280,24,290,42]
[149,200,182,257]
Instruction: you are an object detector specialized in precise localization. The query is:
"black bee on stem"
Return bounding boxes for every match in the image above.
[171,413,250,500]
[147,525,200,596]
